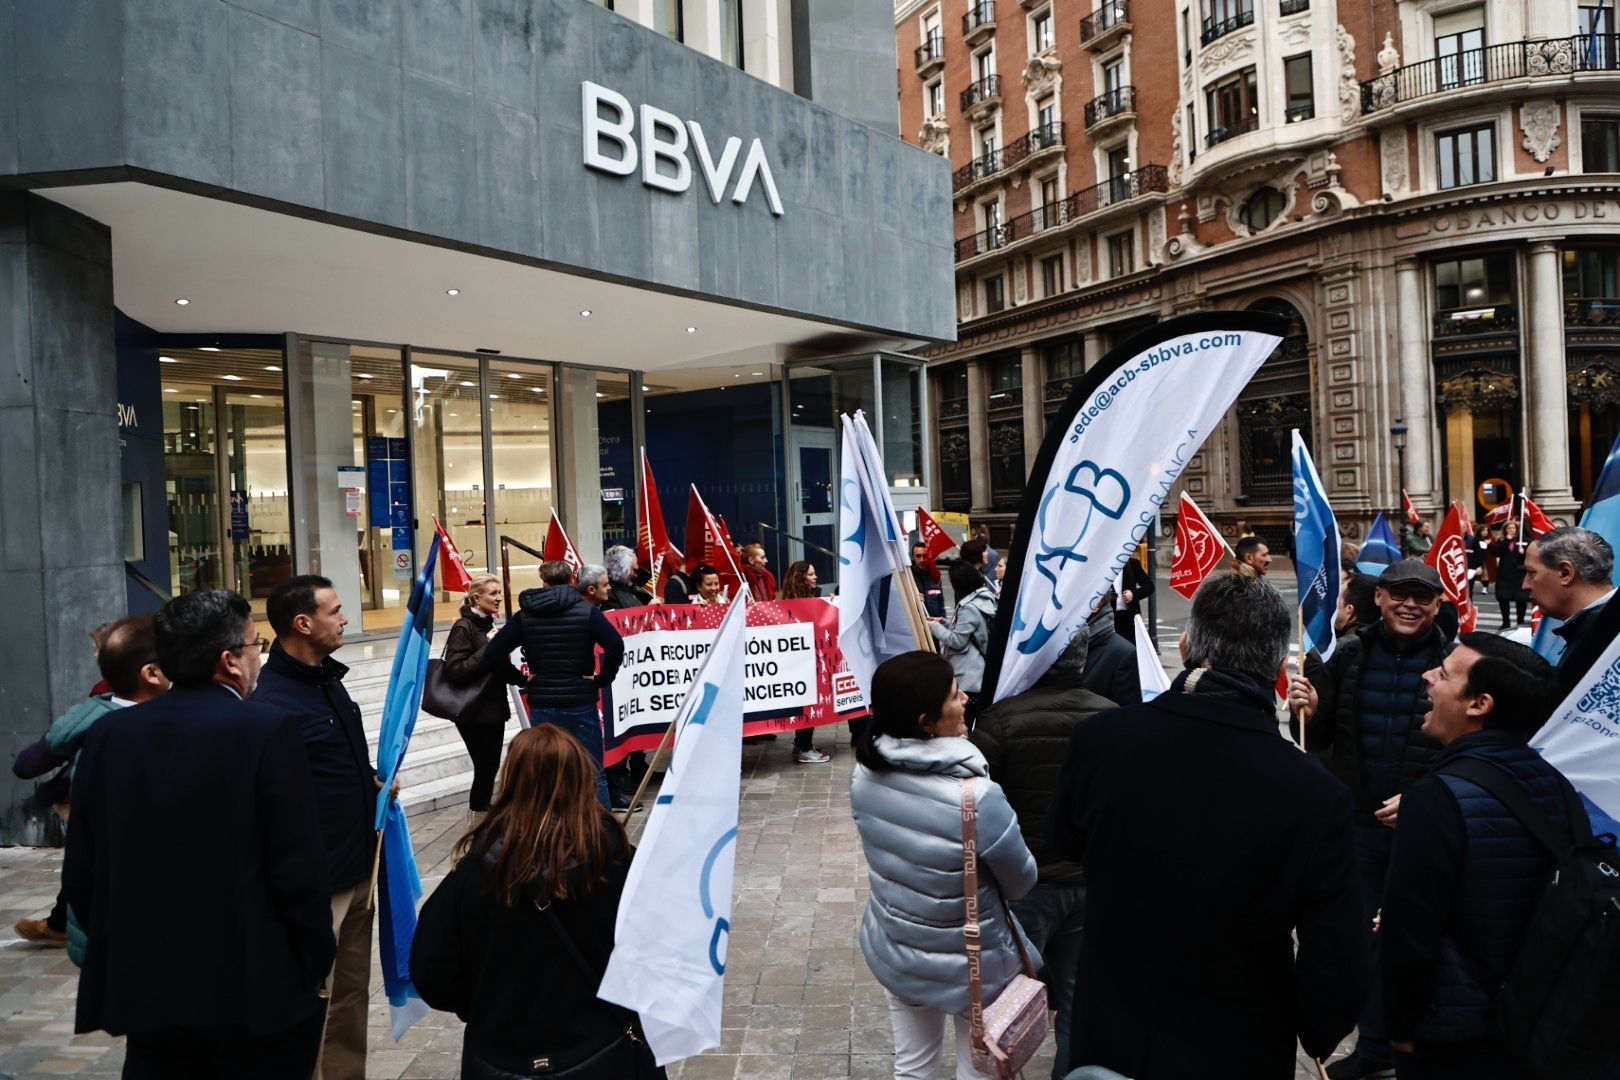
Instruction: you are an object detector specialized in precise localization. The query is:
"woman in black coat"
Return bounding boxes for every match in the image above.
[1488,521,1530,628]
[411,725,663,1079]
[441,573,525,812]
[1112,553,1156,640]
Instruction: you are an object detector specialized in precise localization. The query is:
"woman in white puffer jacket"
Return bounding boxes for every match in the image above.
[850,651,1040,1080]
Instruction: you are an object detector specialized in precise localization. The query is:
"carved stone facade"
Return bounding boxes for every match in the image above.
[1520,100,1562,164]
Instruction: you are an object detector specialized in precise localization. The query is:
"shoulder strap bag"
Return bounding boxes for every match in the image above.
[962,778,1050,1079]
[422,623,496,722]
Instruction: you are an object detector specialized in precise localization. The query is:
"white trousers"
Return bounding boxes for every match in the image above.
[885,990,995,1080]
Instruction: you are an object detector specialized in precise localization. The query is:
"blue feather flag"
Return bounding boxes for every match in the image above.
[1293,430,1343,661]
[1356,512,1403,575]
[375,531,440,1040]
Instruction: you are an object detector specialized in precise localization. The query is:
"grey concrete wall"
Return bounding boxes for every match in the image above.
[0,192,125,846]
[0,0,952,341]
[790,0,900,138]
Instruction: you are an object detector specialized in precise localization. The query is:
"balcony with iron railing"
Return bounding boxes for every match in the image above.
[952,147,1005,193]
[1206,113,1260,148]
[960,74,1003,116]
[1201,7,1254,45]
[1363,34,1620,114]
[1084,86,1136,130]
[963,1,996,44]
[1080,0,1130,49]
[914,33,945,75]
[953,164,1169,261]
[1003,122,1065,170]
[1433,303,1518,338]
[1566,297,1620,328]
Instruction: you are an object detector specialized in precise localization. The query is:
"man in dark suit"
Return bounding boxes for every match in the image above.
[64,590,335,1079]
[1523,526,1617,698]
[253,574,380,1080]
[1049,573,1365,1079]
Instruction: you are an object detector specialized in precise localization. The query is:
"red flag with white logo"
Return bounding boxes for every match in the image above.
[1170,493,1231,600]
[917,509,957,583]
[1424,501,1478,633]
[1483,494,1555,538]
[542,509,582,579]
[683,486,746,599]
[636,450,683,593]
[1402,489,1421,527]
[433,515,473,594]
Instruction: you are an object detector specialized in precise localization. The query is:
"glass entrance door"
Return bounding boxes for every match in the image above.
[160,347,290,621]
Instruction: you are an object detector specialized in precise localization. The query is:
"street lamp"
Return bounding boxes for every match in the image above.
[1391,419,1409,511]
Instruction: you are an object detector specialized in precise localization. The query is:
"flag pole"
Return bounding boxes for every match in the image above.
[893,559,938,652]
[1296,604,1309,755]
[620,715,680,826]
[364,828,383,910]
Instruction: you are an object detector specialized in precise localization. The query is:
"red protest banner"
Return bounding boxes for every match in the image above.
[1425,501,1478,633]
[598,597,867,766]
[1170,493,1229,599]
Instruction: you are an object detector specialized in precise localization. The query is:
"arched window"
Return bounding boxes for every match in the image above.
[1235,299,1311,504]
[1239,187,1288,234]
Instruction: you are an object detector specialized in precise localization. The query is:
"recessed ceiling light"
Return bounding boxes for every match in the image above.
[357,373,373,380]
[489,394,499,399]
[641,385,650,391]
[174,298,190,306]
[446,288,460,296]
[250,393,264,399]
[159,356,177,364]
[733,374,741,379]
[448,412,459,417]
[265,365,281,372]
[164,387,176,393]
[460,380,475,387]
[580,310,592,318]
[387,409,396,414]
[529,387,544,393]
[594,391,605,398]
[752,371,763,376]
[506,373,521,379]
[686,326,696,333]
[199,346,220,352]
[222,374,243,381]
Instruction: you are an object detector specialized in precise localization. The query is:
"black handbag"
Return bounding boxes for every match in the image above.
[421,658,488,721]
[460,902,662,1079]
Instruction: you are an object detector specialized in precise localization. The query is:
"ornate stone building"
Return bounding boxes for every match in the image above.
[897,0,1620,553]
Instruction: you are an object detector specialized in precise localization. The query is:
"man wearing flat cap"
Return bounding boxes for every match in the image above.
[1288,559,1452,1080]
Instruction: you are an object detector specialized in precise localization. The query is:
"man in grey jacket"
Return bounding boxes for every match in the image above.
[972,632,1116,1079]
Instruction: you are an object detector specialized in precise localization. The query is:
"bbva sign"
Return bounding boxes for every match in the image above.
[582,81,784,217]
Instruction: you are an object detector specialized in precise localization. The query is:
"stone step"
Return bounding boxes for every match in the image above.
[365,715,464,752]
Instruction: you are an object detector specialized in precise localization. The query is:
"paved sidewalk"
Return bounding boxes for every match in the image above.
[0,727,1345,1079]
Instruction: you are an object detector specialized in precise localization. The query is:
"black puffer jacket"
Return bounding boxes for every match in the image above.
[971,666,1117,887]
[483,586,625,709]
[1304,620,1447,822]
[1381,730,1580,1046]
[603,580,653,611]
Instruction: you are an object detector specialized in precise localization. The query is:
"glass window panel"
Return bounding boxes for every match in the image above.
[406,352,490,613]
[881,358,925,488]
[484,359,555,587]
[595,371,634,548]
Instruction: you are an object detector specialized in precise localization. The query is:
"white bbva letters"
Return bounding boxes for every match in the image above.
[581,80,784,217]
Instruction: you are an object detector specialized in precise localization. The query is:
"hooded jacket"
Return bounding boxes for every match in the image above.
[929,586,998,694]
[484,585,625,709]
[1083,609,1142,707]
[46,695,122,759]
[850,735,1039,1015]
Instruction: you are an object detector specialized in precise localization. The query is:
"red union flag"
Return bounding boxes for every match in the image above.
[1402,489,1421,527]
[542,509,582,578]
[1424,501,1477,633]
[917,508,957,581]
[1170,493,1228,599]
[1485,494,1555,538]
[433,515,473,593]
[683,486,746,598]
[636,450,682,589]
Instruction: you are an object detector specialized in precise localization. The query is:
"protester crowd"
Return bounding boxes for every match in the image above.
[12,507,1619,1080]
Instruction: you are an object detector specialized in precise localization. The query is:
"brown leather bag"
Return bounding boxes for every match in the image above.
[962,778,1050,1079]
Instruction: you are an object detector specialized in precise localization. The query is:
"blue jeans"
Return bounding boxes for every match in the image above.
[1353,821,1395,1064]
[532,704,611,808]
[1010,883,1086,1080]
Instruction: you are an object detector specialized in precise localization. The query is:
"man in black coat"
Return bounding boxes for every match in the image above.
[909,542,947,619]
[1049,569,1367,1075]
[1523,525,1617,698]
[252,575,382,1080]
[1081,601,1141,706]
[64,590,335,1079]
[485,560,625,808]
[1049,574,1364,1079]
[1381,634,1574,1077]
[973,632,1116,1079]
[1290,559,1450,1079]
